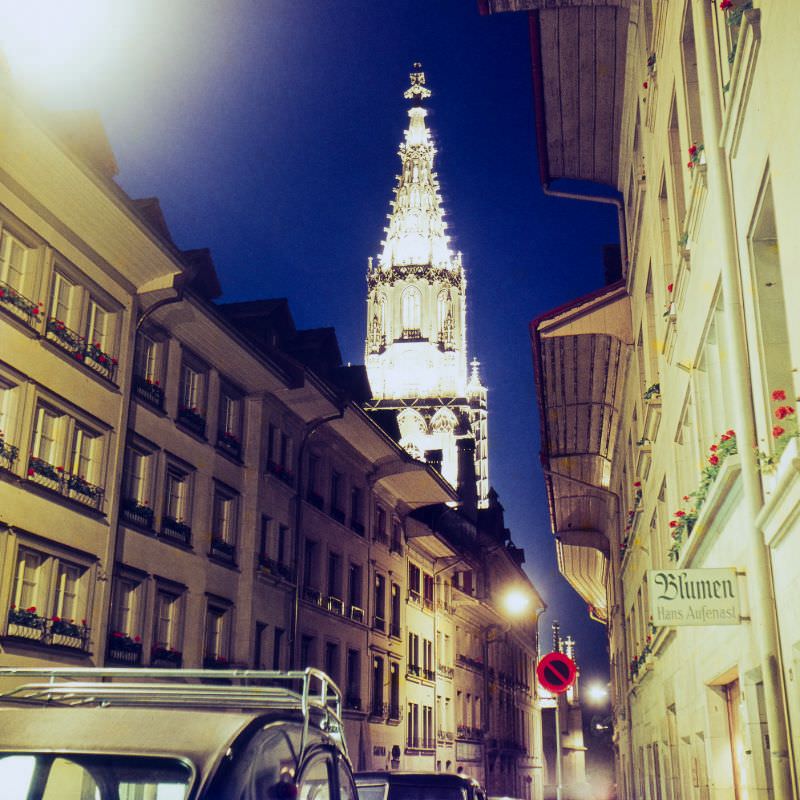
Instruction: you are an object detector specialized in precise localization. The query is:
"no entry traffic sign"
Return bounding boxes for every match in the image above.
[537,651,577,694]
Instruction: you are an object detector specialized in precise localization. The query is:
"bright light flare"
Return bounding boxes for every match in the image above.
[0,0,139,103]
[503,588,531,617]
[585,682,609,704]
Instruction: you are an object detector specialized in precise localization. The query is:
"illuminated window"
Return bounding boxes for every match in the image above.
[401,286,421,332]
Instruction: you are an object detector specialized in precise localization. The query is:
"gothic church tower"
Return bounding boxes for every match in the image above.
[365,65,488,507]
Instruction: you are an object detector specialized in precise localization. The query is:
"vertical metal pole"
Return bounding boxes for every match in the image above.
[555,697,563,800]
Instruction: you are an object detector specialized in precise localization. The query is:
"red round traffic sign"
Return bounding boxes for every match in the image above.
[536,651,577,694]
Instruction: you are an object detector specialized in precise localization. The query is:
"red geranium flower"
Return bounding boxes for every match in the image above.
[633,481,641,487]
[134,635,141,643]
[773,425,785,438]
[56,466,64,472]
[775,405,794,420]
[772,389,786,401]
[726,429,735,437]
[52,616,60,622]
[667,283,673,293]
[682,495,689,501]
[675,510,686,517]
[709,444,718,452]
[709,455,719,465]
[27,606,36,613]
[669,520,678,528]
[720,0,733,9]
[32,307,39,315]
[27,468,34,476]
[642,81,648,89]
[688,145,697,156]
[687,162,694,168]
[0,289,4,297]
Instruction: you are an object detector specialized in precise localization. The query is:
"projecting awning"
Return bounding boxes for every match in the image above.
[530,281,630,622]
[480,0,630,189]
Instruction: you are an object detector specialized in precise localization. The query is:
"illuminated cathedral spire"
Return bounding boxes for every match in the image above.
[365,66,489,507]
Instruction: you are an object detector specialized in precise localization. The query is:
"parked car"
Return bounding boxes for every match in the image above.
[355,771,487,800]
[0,666,357,800]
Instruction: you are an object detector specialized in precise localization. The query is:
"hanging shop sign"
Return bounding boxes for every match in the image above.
[648,568,740,626]
[536,651,577,694]
[455,741,482,762]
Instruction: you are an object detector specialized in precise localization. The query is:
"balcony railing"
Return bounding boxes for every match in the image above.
[46,318,117,382]
[133,374,164,409]
[456,653,484,671]
[216,431,242,459]
[423,596,434,611]
[0,280,40,329]
[120,497,154,529]
[438,664,454,679]
[160,516,191,546]
[457,725,484,741]
[373,616,386,632]
[27,457,104,512]
[6,608,90,652]
[267,460,294,486]
[177,406,207,438]
[0,438,19,472]
[327,596,344,616]
[389,537,403,555]
[302,586,323,606]
[151,645,183,667]
[408,590,421,606]
[349,605,365,624]
[407,663,421,677]
[400,328,423,340]
[259,555,292,581]
[210,537,236,563]
[106,632,143,665]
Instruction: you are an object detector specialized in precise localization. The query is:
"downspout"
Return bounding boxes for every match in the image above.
[102,276,187,664]
[288,404,346,669]
[690,2,795,795]
[528,11,629,272]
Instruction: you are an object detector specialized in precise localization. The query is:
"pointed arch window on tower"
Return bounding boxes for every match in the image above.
[437,291,455,351]
[369,294,388,354]
[401,286,422,339]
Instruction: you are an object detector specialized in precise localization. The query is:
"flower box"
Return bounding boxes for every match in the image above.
[210,537,236,562]
[107,631,143,664]
[177,406,207,438]
[121,497,154,529]
[161,516,192,546]
[0,281,40,329]
[151,645,182,666]
[133,374,164,409]
[0,438,19,471]
[216,430,242,459]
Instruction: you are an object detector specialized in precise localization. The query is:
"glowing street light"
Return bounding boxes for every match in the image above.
[502,587,531,617]
[585,682,609,705]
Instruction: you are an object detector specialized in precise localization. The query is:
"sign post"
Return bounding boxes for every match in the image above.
[537,652,578,800]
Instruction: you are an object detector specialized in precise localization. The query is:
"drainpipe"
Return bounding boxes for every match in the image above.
[690,2,795,796]
[288,405,345,669]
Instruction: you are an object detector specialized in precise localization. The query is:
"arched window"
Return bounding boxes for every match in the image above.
[402,286,421,334]
[437,291,454,346]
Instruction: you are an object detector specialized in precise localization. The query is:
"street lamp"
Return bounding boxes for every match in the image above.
[585,682,608,705]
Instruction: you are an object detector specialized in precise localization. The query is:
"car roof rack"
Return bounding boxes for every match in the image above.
[0,666,346,761]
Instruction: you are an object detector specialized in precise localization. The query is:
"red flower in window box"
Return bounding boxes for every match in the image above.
[669,520,678,528]
[0,289,4,298]
[633,481,641,487]
[675,510,686,518]
[772,389,786,401]
[27,468,34,476]
[720,0,733,9]
[667,283,673,293]
[642,81,648,89]
[708,455,719,465]
[56,466,64,472]
[775,405,795,420]
[32,307,39,315]
[709,444,718,452]
[773,425,785,438]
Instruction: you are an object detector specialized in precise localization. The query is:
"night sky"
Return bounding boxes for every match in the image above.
[3,1,619,687]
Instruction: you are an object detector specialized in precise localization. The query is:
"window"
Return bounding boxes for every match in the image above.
[277,524,288,565]
[133,332,164,407]
[303,539,318,590]
[330,471,343,518]
[408,632,420,675]
[423,572,434,609]
[272,627,284,670]
[371,656,385,715]
[346,649,361,708]
[681,1,704,150]
[390,582,401,637]
[389,661,400,719]
[408,563,421,602]
[178,357,207,436]
[423,705,433,749]
[407,702,420,747]
[86,298,108,353]
[348,563,363,618]
[218,385,242,457]
[29,404,105,508]
[401,286,422,334]
[300,634,315,669]
[49,271,76,329]
[0,229,30,292]
[111,577,142,639]
[423,638,433,679]
[324,641,339,684]
[327,552,341,600]
[204,602,231,666]
[153,588,183,661]
[211,486,238,561]
[0,378,20,462]
[374,573,386,630]
[374,505,386,543]
[391,520,403,554]
[121,445,154,528]
[307,453,322,505]
[162,465,192,545]
[350,487,364,534]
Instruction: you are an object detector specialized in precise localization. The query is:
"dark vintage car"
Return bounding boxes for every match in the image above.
[355,771,487,800]
[0,666,357,800]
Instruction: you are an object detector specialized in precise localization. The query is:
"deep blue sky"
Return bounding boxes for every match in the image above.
[8,1,619,683]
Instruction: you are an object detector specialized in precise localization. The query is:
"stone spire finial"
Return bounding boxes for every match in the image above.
[403,62,431,103]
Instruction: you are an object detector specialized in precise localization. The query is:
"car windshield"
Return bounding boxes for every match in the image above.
[0,753,193,800]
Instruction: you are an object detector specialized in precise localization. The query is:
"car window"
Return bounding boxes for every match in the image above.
[298,755,333,800]
[210,723,300,800]
[355,784,387,800]
[388,786,468,800]
[336,757,357,800]
[0,753,191,800]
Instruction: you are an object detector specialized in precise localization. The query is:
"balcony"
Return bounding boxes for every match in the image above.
[210,537,236,563]
[373,616,386,633]
[307,490,324,510]
[46,318,118,382]
[216,430,242,460]
[438,664,454,679]
[259,555,292,582]
[389,537,403,556]
[133,374,164,410]
[456,653,484,672]
[457,725,484,741]
[6,608,90,653]
[106,632,143,665]
[160,516,191,546]
[0,438,19,472]
[327,596,344,616]
[423,596,434,612]
[177,406,207,438]
[408,590,421,606]
[349,605,365,624]
[267,460,294,487]
[151,645,183,667]
[120,497,154,530]
[302,586,323,606]
[203,654,231,669]
[27,457,104,512]
[399,328,424,341]
[0,280,40,330]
